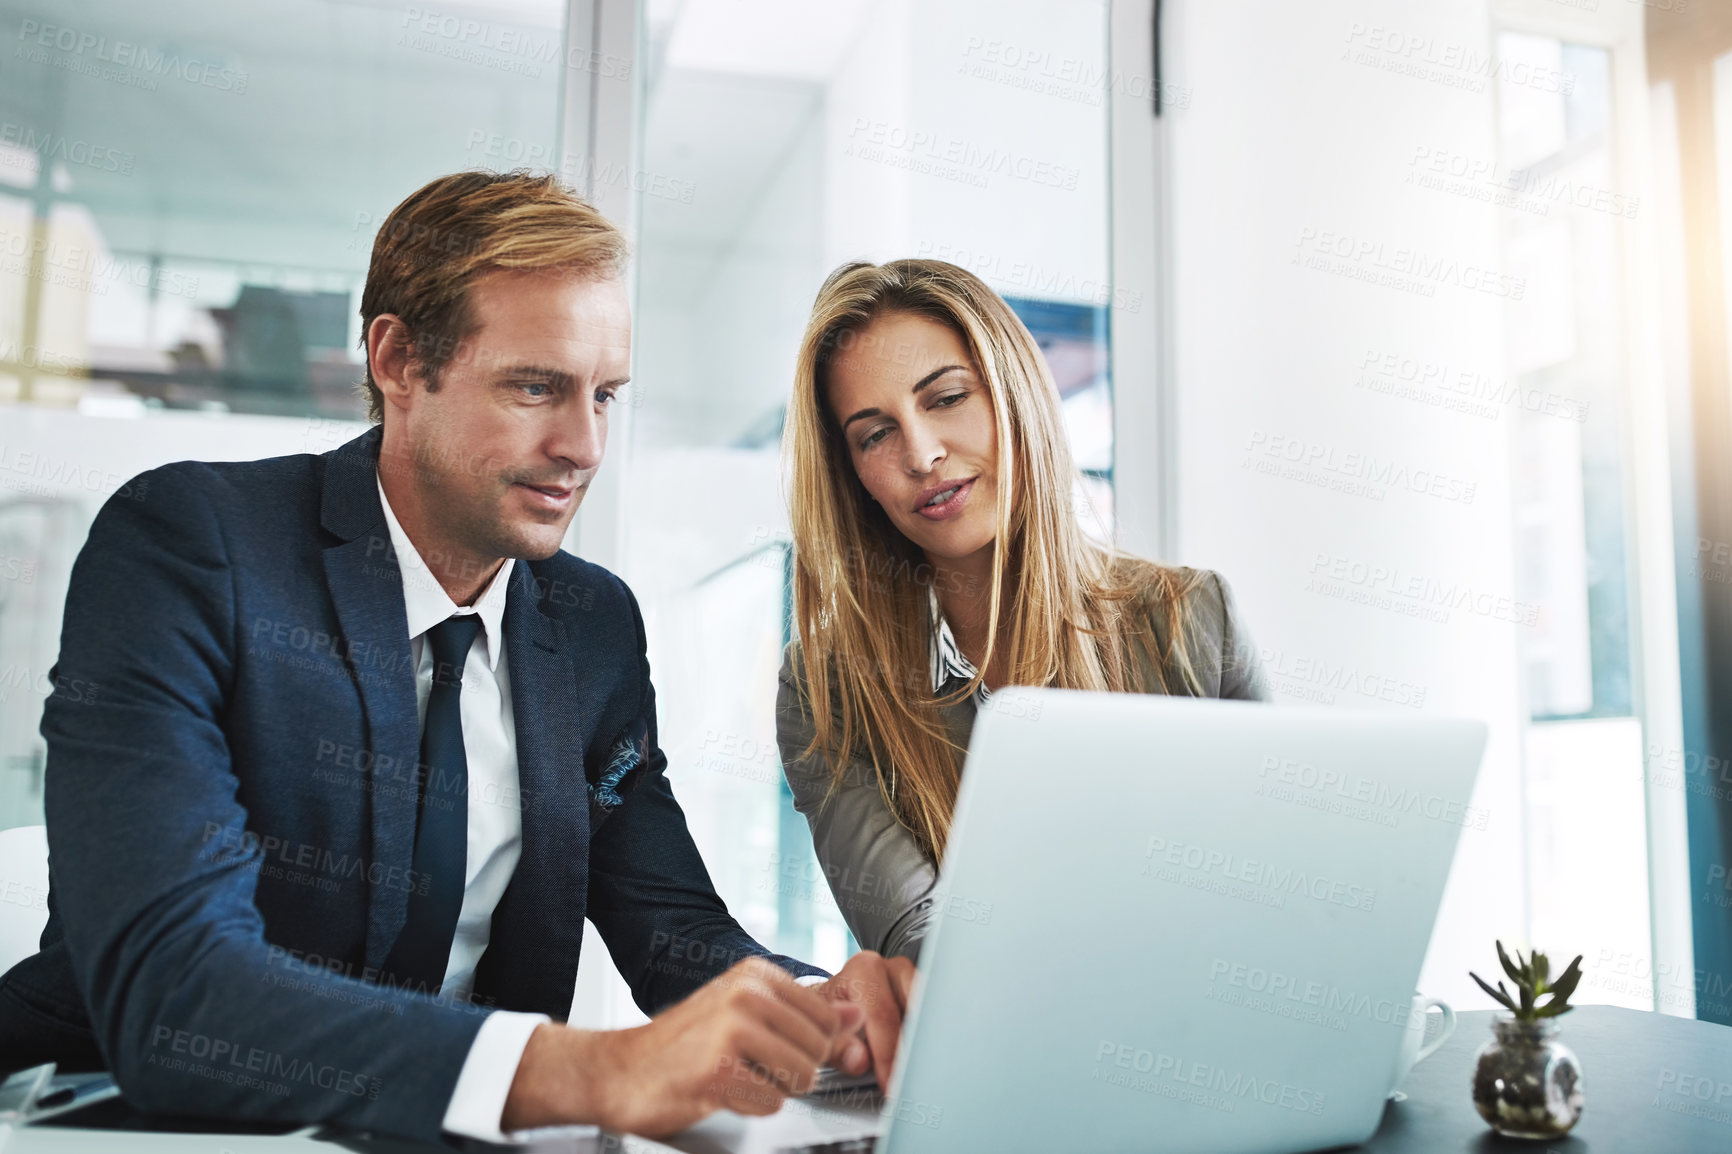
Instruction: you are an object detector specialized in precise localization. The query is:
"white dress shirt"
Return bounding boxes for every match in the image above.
[375,478,550,1143]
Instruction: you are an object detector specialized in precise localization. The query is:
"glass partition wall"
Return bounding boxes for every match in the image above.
[621,0,1116,975]
[0,0,1118,989]
[0,0,568,416]
[0,0,570,826]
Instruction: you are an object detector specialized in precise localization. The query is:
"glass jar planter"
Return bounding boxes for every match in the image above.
[1471,1016,1584,1139]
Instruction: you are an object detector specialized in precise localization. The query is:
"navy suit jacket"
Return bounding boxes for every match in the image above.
[0,427,819,1143]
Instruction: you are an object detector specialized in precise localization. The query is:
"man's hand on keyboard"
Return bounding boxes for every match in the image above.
[502,957,865,1136]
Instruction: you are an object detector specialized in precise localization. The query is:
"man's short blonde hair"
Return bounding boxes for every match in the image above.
[357,169,628,423]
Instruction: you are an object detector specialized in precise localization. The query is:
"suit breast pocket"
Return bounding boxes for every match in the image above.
[588,716,649,829]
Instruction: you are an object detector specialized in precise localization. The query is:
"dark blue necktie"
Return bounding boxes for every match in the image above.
[382,614,482,996]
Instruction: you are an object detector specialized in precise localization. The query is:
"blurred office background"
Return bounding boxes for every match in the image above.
[0,0,1728,1028]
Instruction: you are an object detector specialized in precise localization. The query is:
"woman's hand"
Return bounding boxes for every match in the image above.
[817,950,917,1093]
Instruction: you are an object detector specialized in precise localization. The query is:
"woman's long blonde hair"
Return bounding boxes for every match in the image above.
[785,259,1201,862]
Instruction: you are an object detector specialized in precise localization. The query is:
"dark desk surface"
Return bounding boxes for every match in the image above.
[24,1006,1732,1153]
[1365,1005,1731,1152]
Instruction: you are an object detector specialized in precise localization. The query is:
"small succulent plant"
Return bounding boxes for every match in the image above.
[1470,941,1584,1020]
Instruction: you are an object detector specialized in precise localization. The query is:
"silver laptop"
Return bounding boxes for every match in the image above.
[774,689,1486,1154]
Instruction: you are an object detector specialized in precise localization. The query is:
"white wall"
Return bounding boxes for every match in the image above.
[689,111,824,443]
[1163,0,1528,1006]
[823,0,915,272]
[824,0,1111,299]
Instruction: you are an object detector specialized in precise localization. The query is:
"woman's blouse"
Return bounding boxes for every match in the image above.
[775,567,1271,961]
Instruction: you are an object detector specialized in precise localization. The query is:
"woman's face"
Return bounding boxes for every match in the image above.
[825,310,999,564]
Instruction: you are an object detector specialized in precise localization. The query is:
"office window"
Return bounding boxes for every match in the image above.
[0,0,569,416]
[0,0,572,829]
[1496,33,1651,1009]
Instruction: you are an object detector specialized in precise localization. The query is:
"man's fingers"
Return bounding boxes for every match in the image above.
[750,984,835,1064]
[736,1022,824,1098]
[713,1058,783,1118]
[842,1037,869,1075]
[722,959,854,1044]
[764,969,847,1038]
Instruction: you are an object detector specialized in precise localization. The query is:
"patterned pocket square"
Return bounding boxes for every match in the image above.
[591,718,649,813]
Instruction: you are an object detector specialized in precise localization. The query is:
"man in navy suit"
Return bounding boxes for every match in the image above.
[0,171,912,1144]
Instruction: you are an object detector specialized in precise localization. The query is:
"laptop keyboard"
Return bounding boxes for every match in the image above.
[776,1140,877,1154]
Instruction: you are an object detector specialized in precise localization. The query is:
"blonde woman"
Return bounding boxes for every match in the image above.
[776,259,1269,965]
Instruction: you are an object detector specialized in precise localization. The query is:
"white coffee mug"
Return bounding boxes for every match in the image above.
[1389,993,1455,1099]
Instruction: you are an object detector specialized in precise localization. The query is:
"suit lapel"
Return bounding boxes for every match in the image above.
[319,429,609,1012]
[474,562,598,1014]
[319,430,423,972]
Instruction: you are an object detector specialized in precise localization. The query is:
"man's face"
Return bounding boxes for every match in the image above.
[385,270,631,564]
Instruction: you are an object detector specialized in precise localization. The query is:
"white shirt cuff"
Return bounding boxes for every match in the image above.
[441,1010,552,1142]
[795,974,827,987]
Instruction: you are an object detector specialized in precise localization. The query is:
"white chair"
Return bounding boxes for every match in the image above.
[0,824,50,975]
